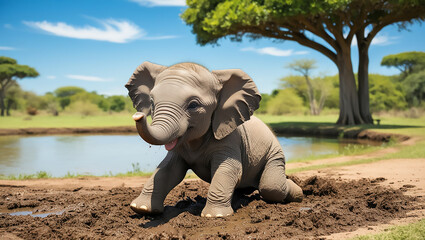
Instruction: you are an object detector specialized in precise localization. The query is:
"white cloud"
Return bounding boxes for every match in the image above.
[241,47,308,57]
[130,0,186,7]
[0,46,16,51]
[352,34,398,46]
[67,75,111,82]
[23,19,142,43]
[23,18,178,43]
[4,24,12,29]
[46,75,56,79]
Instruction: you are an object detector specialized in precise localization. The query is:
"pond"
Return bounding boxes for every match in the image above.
[0,134,379,178]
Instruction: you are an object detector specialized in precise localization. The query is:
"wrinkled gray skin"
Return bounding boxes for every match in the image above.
[125,62,303,217]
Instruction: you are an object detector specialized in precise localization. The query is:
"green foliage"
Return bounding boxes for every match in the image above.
[0,56,17,64]
[54,86,86,98]
[0,63,39,80]
[257,93,271,114]
[280,74,339,111]
[369,74,407,112]
[381,51,425,75]
[66,100,102,117]
[0,56,39,116]
[402,70,425,106]
[182,0,425,46]
[322,75,339,109]
[266,88,306,115]
[108,95,126,112]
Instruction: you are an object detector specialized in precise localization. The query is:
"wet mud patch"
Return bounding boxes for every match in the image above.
[0,176,420,239]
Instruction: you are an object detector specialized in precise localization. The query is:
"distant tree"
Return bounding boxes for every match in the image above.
[381,51,425,76]
[108,95,126,112]
[40,93,60,116]
[369,74,407,112]
[257,93,272,114]
[22,91,43,116]
[4,83,23,116]
[381,51,425,106]
[402,70,425,106]
[286,59,329,115]
[0,56,39,116]
[54,86,86,98]
[281,73,336,114]
[266,88,306,115]
[182,0,425,125]
[54,86,86,110]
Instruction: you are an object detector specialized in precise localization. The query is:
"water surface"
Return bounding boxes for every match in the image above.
[0,134,377,177]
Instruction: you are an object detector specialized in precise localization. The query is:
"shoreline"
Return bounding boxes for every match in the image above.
[0,125,410,143]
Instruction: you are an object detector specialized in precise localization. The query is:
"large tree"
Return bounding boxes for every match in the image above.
[182,0,425,125]
[0,57,39,116]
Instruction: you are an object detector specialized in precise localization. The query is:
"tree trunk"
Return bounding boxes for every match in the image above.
[357,38,374,124]
[0,88,5,117]
[304,75,318,115]
[336,50,365,125]
[6,98,13,116]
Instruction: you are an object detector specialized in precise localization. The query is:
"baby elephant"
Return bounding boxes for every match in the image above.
[125,62,303,217]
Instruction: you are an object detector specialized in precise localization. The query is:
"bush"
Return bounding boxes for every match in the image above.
[266,89,306,115]
[66,101,102,116]
[26,107,37,115]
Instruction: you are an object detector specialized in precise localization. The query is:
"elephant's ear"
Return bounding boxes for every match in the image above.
[212,69,261,140]
[125,61,166,114]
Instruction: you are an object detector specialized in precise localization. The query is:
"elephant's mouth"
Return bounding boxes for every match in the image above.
[165,138,178,151]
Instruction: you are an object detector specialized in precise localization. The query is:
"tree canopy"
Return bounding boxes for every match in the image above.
[381,51,425,75]
[0,56,39,116]
[182,0,425,125]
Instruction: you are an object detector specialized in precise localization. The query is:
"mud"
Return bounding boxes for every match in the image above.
[0,176,421,239]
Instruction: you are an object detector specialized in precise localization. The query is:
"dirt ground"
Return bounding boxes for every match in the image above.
[0,155,424,240]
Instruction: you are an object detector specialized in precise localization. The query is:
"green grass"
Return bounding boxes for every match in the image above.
[1,171,52,180]
[0,163,153,180]
[351,219,425,240]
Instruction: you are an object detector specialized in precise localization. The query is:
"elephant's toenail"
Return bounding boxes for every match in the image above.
[206,214,212,217]
[140,205,147,210]
[131,203,137,207]
[216,214,223,217]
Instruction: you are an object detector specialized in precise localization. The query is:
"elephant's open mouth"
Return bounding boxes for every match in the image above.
[165,138,178,151]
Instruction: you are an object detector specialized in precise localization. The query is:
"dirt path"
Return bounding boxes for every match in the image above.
[1,140,424,239]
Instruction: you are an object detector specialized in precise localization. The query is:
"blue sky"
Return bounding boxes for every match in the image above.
[1,0,424,96]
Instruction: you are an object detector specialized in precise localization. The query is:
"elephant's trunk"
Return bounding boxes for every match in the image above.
[133,103,187,150]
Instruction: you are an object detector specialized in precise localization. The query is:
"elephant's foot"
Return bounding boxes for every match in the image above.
[201,203,233,218]
[130,194,164,215]
[284,179,304,203]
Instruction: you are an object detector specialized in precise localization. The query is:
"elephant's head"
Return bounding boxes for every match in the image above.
[125,62,261,151]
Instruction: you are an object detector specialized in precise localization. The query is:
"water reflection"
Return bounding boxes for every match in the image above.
[0,134,378,177]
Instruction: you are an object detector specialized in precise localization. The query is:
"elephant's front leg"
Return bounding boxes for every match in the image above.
[201,156,242,217]
[131,152,187,214]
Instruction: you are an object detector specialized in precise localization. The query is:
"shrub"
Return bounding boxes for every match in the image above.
[266,89,306,115]
[26,107,37,115]
[66,100,102,116]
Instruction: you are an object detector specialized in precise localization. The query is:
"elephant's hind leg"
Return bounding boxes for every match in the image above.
[258,155,303,203]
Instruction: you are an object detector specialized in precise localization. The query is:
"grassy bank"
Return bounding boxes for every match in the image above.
[0,114,134,129]
[351,219,425,240]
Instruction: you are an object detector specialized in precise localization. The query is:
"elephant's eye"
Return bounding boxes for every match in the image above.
[187,101,200,110]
